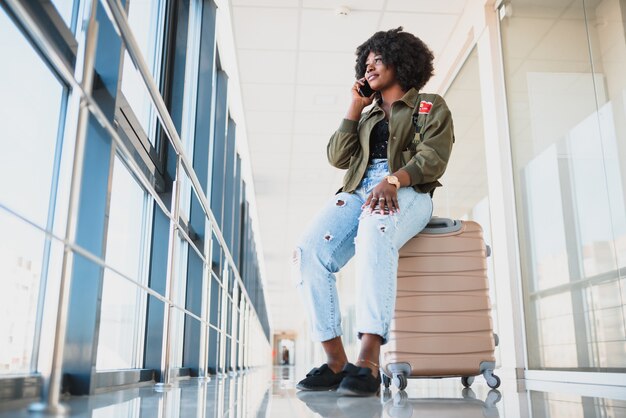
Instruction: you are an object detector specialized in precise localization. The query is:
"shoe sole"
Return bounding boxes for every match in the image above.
[296,383,340,391]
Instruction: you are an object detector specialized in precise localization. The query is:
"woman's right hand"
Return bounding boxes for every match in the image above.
[345,78,375,121]
[351,78,375,106]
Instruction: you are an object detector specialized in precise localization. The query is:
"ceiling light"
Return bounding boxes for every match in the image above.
[335,6,350,16]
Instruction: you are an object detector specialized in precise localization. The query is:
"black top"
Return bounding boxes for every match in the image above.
[369,119,389,160]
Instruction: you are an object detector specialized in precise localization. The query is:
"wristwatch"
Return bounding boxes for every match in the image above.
[385,175,401,189]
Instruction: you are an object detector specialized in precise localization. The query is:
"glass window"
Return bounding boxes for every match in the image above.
[120,0,167,145]
[500,0,626,370]
[0,7,67,373]
[96,156,151,370]
[50,0,76,31]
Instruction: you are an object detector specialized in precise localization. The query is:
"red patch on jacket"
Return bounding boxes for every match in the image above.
[418,101,433,114]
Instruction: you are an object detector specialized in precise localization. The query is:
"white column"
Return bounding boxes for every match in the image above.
[475,0,528,377]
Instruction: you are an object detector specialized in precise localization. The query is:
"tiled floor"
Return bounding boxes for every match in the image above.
[2,366,625,417]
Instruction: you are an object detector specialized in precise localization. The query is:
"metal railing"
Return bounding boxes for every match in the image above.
[2,0,270,414]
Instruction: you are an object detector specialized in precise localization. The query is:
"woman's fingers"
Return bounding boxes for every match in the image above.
[364,192,373,208]
[363,183,399,214]
[391,195,400,213]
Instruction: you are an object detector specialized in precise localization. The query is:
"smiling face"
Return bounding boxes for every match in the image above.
[364,51,397,91]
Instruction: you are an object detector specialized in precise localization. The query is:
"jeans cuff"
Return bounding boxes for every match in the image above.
[314,326,343,343]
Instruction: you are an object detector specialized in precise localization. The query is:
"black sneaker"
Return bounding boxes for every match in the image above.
[296,363,349,391]
[337,366,381,397]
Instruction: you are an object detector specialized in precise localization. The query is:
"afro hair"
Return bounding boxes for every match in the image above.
[355,27,434,93]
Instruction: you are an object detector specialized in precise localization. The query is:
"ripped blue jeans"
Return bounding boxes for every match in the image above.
[293,159,433,344]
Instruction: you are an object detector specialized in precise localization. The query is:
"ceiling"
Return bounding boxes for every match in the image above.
[228,0,479,333]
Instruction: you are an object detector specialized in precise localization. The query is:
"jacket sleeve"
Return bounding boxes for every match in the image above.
[402,94,455,186]
[327,118,362,169]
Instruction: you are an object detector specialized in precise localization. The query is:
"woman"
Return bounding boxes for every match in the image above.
[293,27,455,396]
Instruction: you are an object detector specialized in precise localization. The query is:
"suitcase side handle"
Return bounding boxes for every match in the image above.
[422,216,463,234]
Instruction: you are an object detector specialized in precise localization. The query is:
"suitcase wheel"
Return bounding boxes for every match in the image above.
[461,376,475,388]
[382,373,391,389]
[486,374,501,389]
[483,370,501,389]
[392,373,408,391]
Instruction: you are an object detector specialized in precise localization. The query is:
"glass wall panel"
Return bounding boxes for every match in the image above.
[0,7,67,373]
[50,0,76,30]
[120,0,167,145]
[500,0,626,370]
[96,156,151,370]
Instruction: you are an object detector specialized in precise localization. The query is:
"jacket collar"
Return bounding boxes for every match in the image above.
[368,87,420,116]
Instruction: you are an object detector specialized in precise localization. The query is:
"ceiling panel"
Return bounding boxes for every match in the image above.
[296,51,356,85]
[293,111,341,135]
[245,110,294,134]
[231,0,299,7]
[294,85,350,112]
[249,151,291,173]
[302,0,385,11]
[290,133,331,153]
[386,0,467,14]
[237,50,297,83]
[299,9,380,52]
[232,7,300,50]
[379,12,459,55]
[247,133,294,150]
[241,84,295,111]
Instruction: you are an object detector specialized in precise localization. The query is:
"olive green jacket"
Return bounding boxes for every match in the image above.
[327,88,455,195]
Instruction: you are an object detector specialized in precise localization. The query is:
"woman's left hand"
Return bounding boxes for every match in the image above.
[364,181,400,214]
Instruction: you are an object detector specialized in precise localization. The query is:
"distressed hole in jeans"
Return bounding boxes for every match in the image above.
[335,199,346,207]
[323,232,334,242]
[378,224,387,233]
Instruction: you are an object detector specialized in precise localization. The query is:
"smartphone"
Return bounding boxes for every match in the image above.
[358,79,374,97]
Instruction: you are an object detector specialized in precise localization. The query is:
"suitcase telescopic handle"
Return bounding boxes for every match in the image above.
[422,216,463,234]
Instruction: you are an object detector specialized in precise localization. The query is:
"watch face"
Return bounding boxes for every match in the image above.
[387,176,400,187]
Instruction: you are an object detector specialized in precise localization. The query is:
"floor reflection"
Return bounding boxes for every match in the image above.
[0,368,273,418]
[1,366,624,417]
[296,391,383,418]
[382,389,501,418]
[293,385,501,418]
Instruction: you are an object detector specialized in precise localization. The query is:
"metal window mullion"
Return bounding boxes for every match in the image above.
[133,188,154,369]
[30,79,72,374]
[218,269,228,375]
[210,269,224,288]
[199,223,213,379]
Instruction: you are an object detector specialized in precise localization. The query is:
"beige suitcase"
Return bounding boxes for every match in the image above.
[380,217,500,390]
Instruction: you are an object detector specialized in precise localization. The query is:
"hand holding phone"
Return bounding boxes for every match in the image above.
[357,79,374,97]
